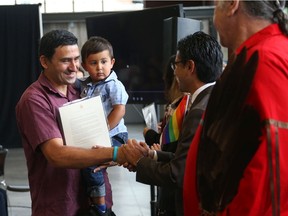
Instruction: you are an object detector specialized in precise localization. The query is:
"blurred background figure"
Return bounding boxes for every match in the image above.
[143,54,185,149]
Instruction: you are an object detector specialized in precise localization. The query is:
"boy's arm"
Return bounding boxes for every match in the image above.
[107,104,125,130]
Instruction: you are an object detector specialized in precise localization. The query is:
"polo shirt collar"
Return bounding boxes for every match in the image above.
[38,72,78,97]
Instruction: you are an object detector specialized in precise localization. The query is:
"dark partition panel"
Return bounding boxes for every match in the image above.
[0,5,41,148]
[86,5,184,104]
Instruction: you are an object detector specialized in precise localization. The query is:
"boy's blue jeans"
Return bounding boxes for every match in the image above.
[82,132,128,198]
[82,166,105,197]
[111,132,128,147]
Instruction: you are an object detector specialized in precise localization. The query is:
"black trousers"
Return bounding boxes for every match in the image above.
[0,188,8,216]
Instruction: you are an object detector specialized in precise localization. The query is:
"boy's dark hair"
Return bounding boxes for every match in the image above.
[39,30,78,60]
[81,36,114,63]
[177,31,223,83]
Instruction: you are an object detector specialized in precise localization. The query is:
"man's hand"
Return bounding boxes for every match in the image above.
[93,161,118,172]
[122,162,136,172]
[122,139,149,166]
[151,143,161,151]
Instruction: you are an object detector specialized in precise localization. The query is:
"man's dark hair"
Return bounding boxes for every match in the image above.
[39,30,78,60]
[177,31,223,83]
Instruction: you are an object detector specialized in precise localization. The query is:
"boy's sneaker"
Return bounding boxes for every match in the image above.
[89,206,109,216]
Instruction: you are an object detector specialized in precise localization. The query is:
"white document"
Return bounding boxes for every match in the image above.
[142,103,158,132]
[59,96,111,148]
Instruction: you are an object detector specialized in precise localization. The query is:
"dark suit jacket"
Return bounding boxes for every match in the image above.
[136,85,213,216]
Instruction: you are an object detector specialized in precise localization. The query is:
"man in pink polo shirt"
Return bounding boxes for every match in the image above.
[16,30,125,216]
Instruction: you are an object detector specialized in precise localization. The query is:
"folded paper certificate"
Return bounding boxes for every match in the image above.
[59,96,111,148]
[142,103,158,132]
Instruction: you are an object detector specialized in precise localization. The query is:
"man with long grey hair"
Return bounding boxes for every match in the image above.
[184,1,288,216]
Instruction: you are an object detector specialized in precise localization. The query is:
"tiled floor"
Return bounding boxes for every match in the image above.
[4,124,153,216]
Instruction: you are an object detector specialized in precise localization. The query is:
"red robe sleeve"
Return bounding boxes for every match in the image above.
[183,122,203,216]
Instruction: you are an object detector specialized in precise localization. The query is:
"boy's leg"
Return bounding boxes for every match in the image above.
[90,170,106,213]
[90,172,106,205]
[82,166,107,214]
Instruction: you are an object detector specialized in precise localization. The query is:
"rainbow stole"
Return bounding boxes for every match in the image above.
[161,94,189,145]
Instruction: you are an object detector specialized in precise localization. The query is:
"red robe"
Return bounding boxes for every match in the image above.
[184,24,288,216]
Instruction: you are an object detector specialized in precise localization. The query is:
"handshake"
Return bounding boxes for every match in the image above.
[116,139,154,171]
[95,139,156,172]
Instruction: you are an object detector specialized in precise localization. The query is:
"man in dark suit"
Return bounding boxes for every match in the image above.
[122,31,223,216]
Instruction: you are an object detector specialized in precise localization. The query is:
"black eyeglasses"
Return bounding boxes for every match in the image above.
[171,60,185,70]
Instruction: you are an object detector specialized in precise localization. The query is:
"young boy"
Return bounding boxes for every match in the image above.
[78,36,129,216]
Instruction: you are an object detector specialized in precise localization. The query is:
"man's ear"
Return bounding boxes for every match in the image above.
[227,0,240,16]
[187,60,195,71]
[39,55,48,69]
